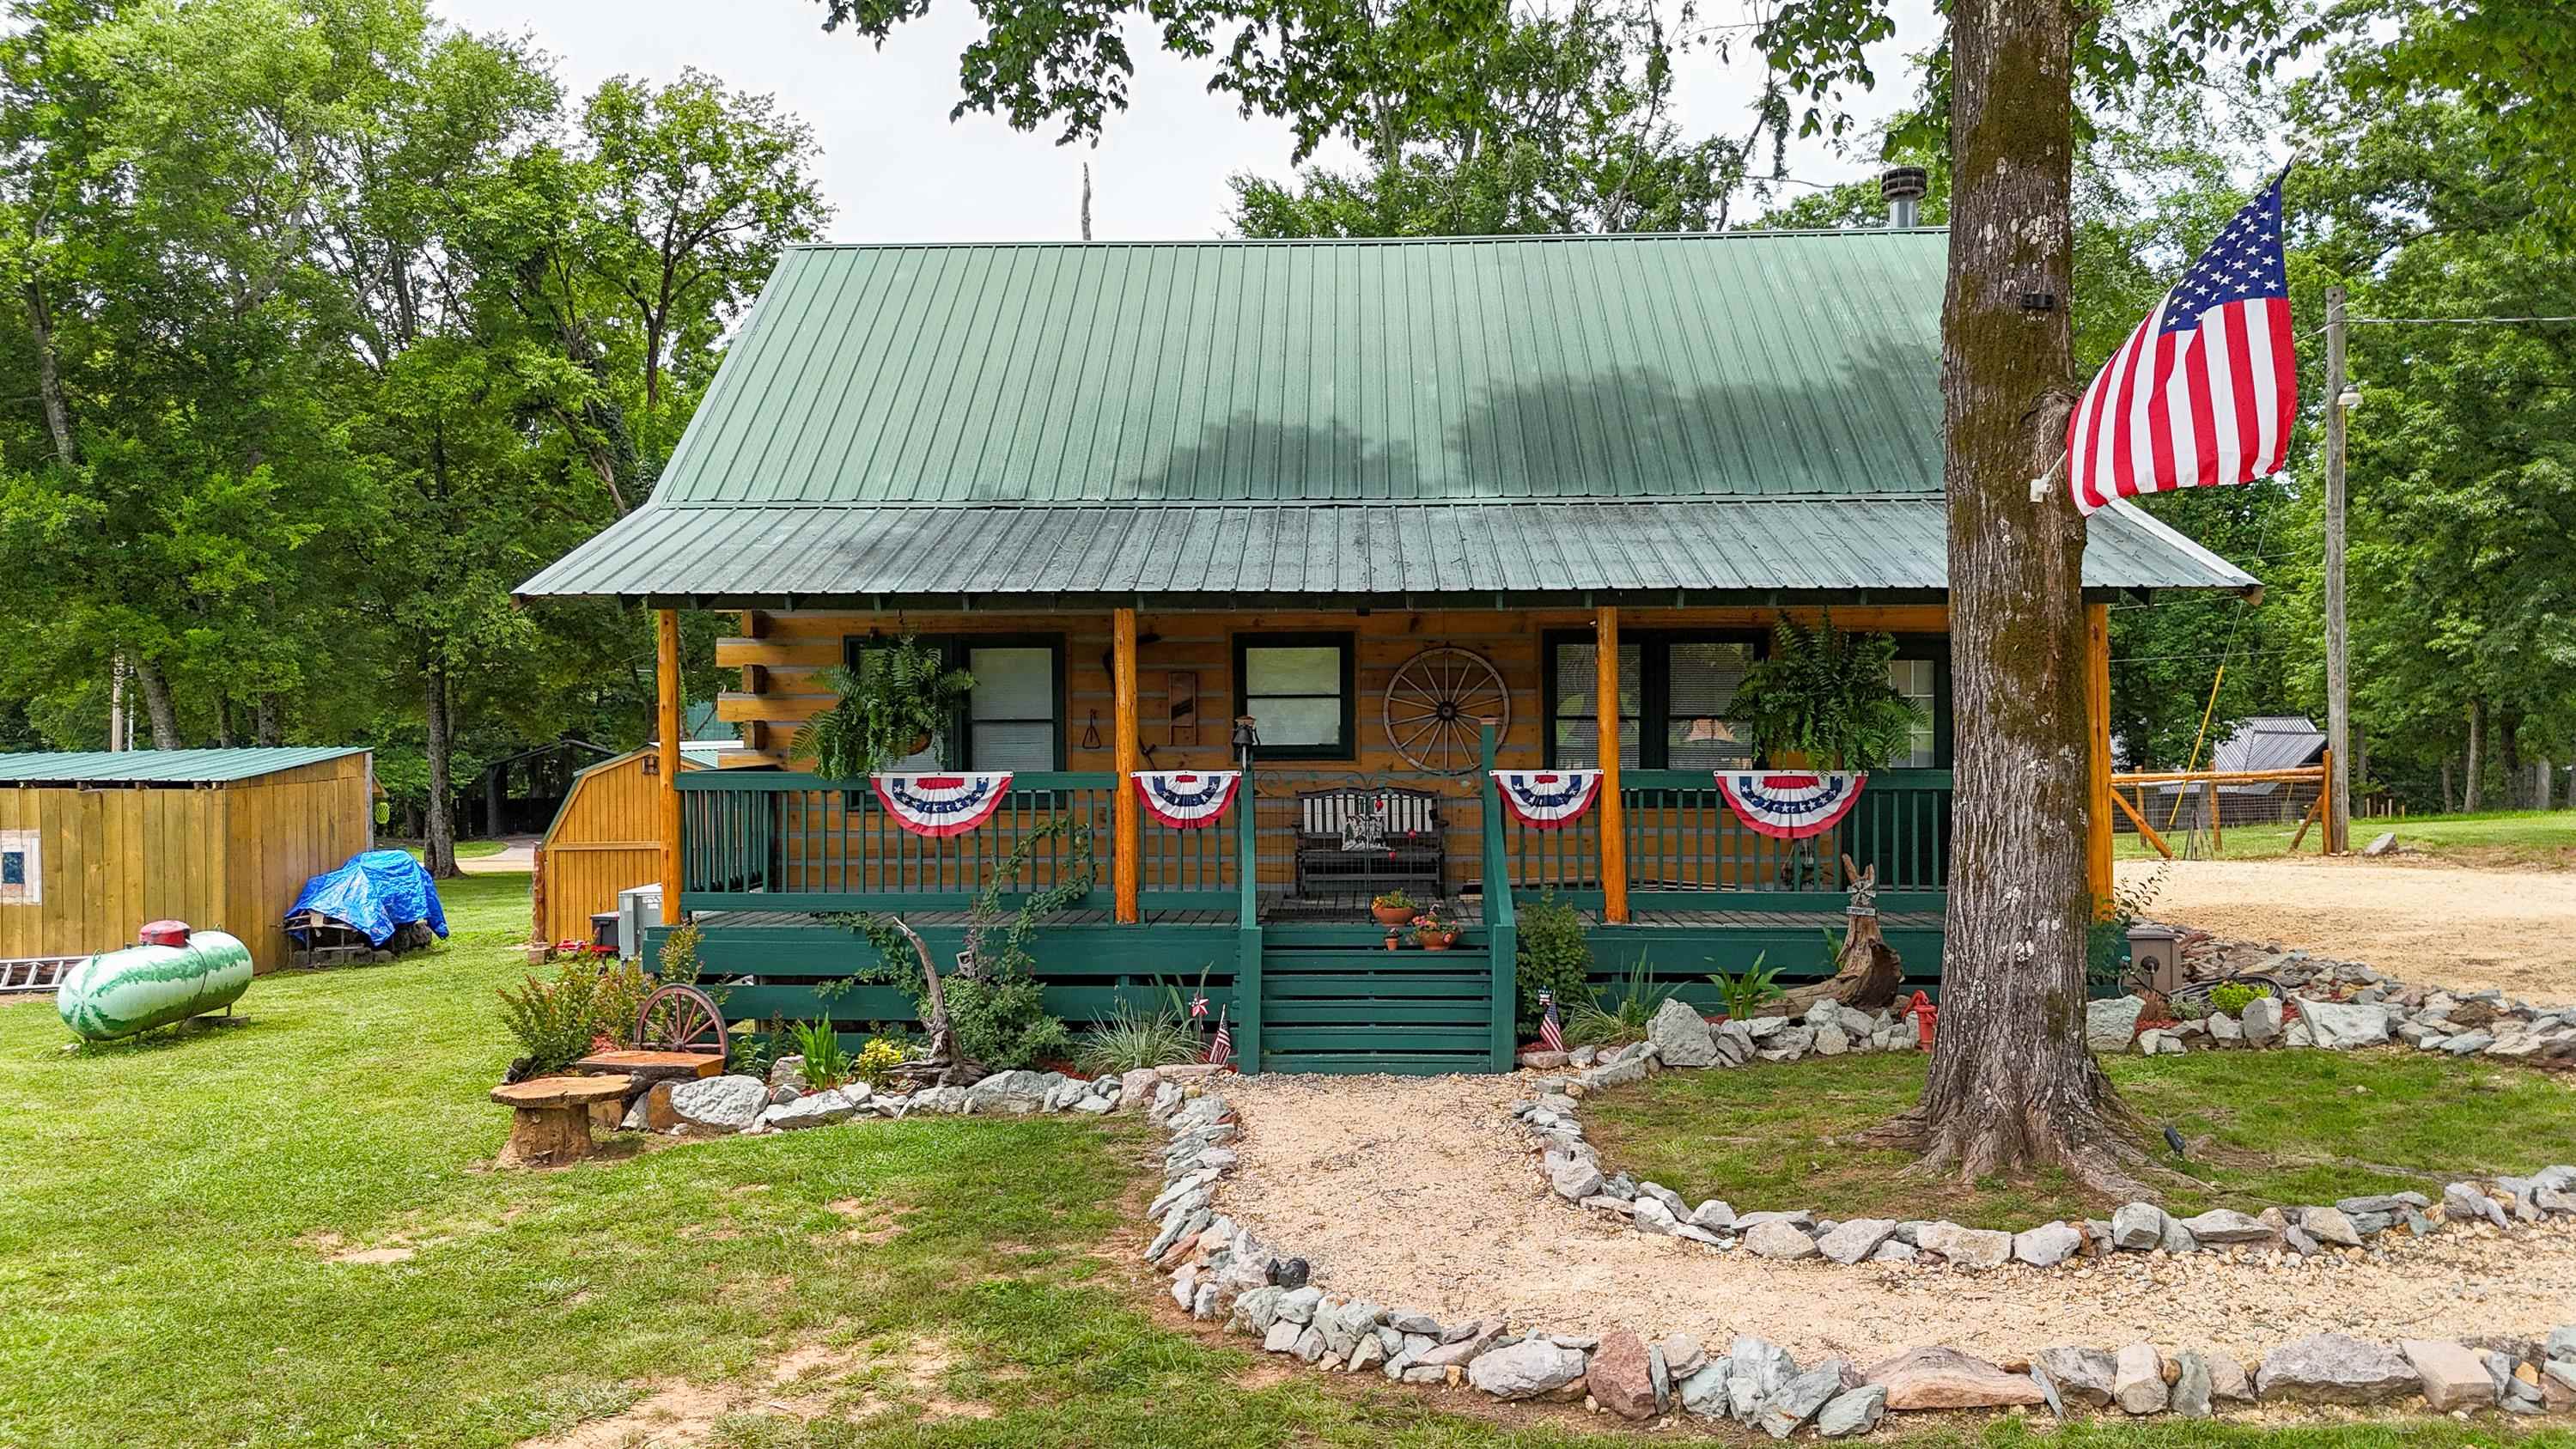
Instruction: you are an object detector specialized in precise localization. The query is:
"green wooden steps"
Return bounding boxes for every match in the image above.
[1258,933,1494,1076]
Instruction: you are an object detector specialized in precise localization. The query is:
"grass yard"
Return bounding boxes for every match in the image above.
[2114,809,2576,868]
[3,873,2573,1446]
[1583,1048,2576,1229]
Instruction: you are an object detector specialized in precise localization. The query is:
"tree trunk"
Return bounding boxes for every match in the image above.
[2440,756,2456,813]
[24,278,76,469]
[2351,721,2367,797]
[2535,757,2553,813]
[255,693,283,747]
[423,661,460,879]
[2498,712,2523,811]
[2463,699,2484,813]
[134,659,181,749]
[1864,0,2147,1196]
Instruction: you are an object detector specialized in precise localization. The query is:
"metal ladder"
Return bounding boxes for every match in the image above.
[0,957,76,995]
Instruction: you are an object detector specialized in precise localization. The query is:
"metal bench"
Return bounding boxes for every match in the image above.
[1292,786,1444,902]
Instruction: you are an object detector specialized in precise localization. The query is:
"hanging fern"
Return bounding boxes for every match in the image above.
[793,636,975,779]
[1727,612,1927,770]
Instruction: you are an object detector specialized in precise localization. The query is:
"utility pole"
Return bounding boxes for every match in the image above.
[2323,284,2352,854]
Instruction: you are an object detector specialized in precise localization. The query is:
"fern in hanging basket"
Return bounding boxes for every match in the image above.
[793,636,976,779]
[1727,612,1926,770]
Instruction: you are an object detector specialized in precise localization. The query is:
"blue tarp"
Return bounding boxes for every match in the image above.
[285,849,449,947]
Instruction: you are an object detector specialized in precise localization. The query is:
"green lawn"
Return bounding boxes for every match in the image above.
[2114,809,2576,866]
[3,874,2571,1446]
[1582,1048,2576,1228]
[391,837,513,861]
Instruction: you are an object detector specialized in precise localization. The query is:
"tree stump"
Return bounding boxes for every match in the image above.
[489,1075,631,1167]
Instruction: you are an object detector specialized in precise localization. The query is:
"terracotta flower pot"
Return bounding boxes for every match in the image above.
[1384,933,1401,952]
[1371,904,1416,926]
[1417,931,1457,952]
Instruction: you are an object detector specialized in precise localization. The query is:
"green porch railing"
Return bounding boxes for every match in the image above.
[675,770,1239,914]
[1478,725,1518,1069]
[1492,768,1955,907]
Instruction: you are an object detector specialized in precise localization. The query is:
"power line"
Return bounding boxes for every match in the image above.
[2109,647,2290,665]
[2352,315,2576,326]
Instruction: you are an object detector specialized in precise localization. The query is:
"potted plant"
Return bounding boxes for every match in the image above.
[793,636,976,779]
[1411,906,1459,951]
[1726,612,1925,769]
[1370,889,1418,927]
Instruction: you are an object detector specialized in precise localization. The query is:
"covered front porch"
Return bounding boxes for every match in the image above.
[656,700,1974,1076]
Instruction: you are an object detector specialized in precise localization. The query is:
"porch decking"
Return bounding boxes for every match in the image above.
[652,749,1954,1075]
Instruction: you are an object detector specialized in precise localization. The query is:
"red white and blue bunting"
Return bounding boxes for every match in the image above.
[869,772,1014,837]
[1714,770,1867,841]
[1490,770,1605,831]
[1135,770,1242,830]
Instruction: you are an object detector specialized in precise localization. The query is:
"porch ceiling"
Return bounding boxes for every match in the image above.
[513,496,2256,606]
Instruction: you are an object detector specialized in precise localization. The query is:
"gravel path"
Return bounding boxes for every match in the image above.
[2119,856,2576,1001]
[1220,1071,2576,1363]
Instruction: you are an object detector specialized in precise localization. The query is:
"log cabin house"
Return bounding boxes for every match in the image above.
[515,228,2256,1074]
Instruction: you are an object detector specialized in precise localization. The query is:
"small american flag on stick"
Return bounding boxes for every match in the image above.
[2067,167,2296,514]
[1538,990,1565,1055]
[1207,1007,1232,1068]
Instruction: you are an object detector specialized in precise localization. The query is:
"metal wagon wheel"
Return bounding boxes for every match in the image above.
[636,984,727,1057]
[1382,646,1510,776]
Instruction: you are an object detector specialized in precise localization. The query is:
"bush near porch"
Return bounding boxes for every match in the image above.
[0,872,2565,1447]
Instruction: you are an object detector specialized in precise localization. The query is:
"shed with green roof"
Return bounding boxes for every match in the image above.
[0,748,375,974]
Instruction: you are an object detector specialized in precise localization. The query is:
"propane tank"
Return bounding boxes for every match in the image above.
[57,924,253,1041]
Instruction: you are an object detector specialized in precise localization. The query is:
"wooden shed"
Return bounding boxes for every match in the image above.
[533,743,726,948]
[0,747,375,974]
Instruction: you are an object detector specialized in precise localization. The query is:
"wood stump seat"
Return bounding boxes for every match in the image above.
[490,1074,632,1167]
[570,1049,724,1086]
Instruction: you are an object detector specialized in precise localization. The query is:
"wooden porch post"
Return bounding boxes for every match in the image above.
[1112,606,1141,924]
[2085,602,2113,910]
[655,608,683,926]
[1594,606,1629,923]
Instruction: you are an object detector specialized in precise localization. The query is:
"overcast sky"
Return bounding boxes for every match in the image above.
[436,0,1942,244]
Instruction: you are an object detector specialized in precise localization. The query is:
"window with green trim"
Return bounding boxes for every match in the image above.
[842,634,1066,770]
[1545,632,1756,769]
[1235,632,1355,759]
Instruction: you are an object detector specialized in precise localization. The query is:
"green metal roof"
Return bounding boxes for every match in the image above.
[521,496,2252,606]
[656,232,1949,506]
[516,230,2261,603]
[0,746,368,786]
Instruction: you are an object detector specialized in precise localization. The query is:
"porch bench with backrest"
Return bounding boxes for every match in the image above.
[1293,786,1444,902]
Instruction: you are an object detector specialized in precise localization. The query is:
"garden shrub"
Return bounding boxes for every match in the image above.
[1075,997,1201,1074]
[2207,982,2271,1017]
[1514,889,1594,1036]
[789,1019,854,1088]
[498,964,612,1077]
[852,1036,909,1089]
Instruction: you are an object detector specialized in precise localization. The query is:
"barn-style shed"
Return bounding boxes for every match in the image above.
[0,747,375,973]
[533,741,729,949]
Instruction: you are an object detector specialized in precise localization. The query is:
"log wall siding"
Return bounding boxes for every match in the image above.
[0,752,373,974]
[713,606,1950,895]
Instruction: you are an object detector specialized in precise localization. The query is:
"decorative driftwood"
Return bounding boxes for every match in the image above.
[885,916,990,1088]
[1771,856,1905,1017]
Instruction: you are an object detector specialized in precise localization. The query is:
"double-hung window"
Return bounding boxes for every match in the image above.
[1234,632,1355,760]
[843,634,1066,770]
[1545,633,1757,769]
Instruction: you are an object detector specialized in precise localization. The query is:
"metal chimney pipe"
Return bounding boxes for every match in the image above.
[1881,166,1928,228]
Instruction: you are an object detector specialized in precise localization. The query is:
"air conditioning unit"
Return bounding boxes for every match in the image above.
[616,883,664,961]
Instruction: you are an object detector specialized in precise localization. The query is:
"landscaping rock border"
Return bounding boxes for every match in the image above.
[1140,1075,2576,1435]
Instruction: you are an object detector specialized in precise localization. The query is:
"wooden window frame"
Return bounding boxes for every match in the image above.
[841,631,1068,771]
[1233,630,1357,762]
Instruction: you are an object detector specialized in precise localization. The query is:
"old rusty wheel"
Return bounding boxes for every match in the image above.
[636,984,727,1057]
[1382,646,1508,775]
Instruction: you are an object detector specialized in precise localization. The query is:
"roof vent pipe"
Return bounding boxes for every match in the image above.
[1881,166,1928,228]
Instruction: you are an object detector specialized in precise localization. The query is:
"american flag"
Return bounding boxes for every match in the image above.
[1538,990,1565,1054]
[1207,1008,1232,1067]
[2067,168,2296,514]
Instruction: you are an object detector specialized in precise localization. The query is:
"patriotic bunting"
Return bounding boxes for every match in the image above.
[1135,770,1242,830]
[868,772,1014,837]
[1490,770,1605,830]
[1714,770,1867,841]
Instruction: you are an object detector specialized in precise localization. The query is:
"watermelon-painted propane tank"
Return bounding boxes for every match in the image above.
[57,920,252,1040]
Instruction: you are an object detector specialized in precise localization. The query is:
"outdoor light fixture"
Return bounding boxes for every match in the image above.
[2336,387,2361,410]
[1232,715,1260,767]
